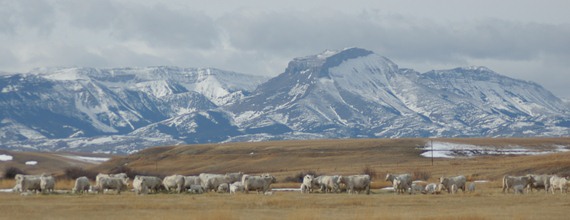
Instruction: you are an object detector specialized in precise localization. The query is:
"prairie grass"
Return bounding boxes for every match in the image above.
[0,184,568,220]
[0,179,14,189]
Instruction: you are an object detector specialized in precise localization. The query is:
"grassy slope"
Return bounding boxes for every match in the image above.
[93,138,570,185]
[0,150,110,178]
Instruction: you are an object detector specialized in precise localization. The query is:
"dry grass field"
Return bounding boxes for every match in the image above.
[1,138,570,219]
[0,185,569,220]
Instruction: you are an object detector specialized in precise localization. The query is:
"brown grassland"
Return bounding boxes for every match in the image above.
[1,138,570,219]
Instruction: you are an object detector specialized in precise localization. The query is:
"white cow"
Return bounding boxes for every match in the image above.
[386,173,412,194]
[440,175,467,193]
[95,176,128,194]
[15,174,42,193]
[300,175,314,194]
[317,175,340,193]
[338,175,371,195]
[199,173,231,192]
[243,174,276,194]
[72,176,91,194]
[549,176,568,194]
[230,181,244,194]
[133,177,149,195]
[40,175,55,194]
[163,174,185,193]
[502,175,534,193]
[528,174,553,193]
[134,176,162,194]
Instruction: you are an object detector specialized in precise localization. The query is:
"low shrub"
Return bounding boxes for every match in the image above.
[283,170,319,183]
[3,166,26,179]
[109,166,164,179]
[412,170,431,181]
[362,165,377,180]
[63,167,98,180]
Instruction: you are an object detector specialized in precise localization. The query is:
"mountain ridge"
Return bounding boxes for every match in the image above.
[1,48,568,154]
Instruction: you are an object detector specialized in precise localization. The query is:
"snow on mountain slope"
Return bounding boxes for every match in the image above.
[0,67,266,153]
[228,48,438,137]
[227,47,569,139]
[0,49,568,154]
[130,110,241,144]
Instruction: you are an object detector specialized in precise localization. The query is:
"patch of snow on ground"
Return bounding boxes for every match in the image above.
[380,187,395,192]
[419,142,570,158]
[0,154,13,161]
[272,188,301,192]
[0,189,13,193]
[61,155,110,164]
[25,161,37,165]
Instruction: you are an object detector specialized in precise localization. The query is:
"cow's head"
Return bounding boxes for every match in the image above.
[337,176,345,184]
[439,177,448,185]
[303,175,314,185]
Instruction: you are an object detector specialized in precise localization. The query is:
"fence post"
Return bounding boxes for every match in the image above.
[431,139,434,166]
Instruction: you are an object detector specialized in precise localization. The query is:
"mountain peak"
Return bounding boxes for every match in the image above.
[284,47,376,78]
[315,47,373,59]
[459,66,493,72]
[321,48,374,69]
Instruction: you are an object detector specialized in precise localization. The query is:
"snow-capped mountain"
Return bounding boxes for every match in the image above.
[228,48,569,139]
[1,48,569,154]
[0,67,267,153]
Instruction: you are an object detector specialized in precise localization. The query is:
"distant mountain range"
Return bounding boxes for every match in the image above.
[1,48,568,154]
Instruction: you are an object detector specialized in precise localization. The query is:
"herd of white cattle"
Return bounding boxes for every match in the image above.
[10,172,569,196]
[12,172,277,195]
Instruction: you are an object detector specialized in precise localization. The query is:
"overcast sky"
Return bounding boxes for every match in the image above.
[1,0,569,98]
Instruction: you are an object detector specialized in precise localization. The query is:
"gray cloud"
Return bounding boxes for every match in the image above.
[0,0,56,35]
[0,0,569,98]
[109,4,219,49]
[218,10,570,65]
